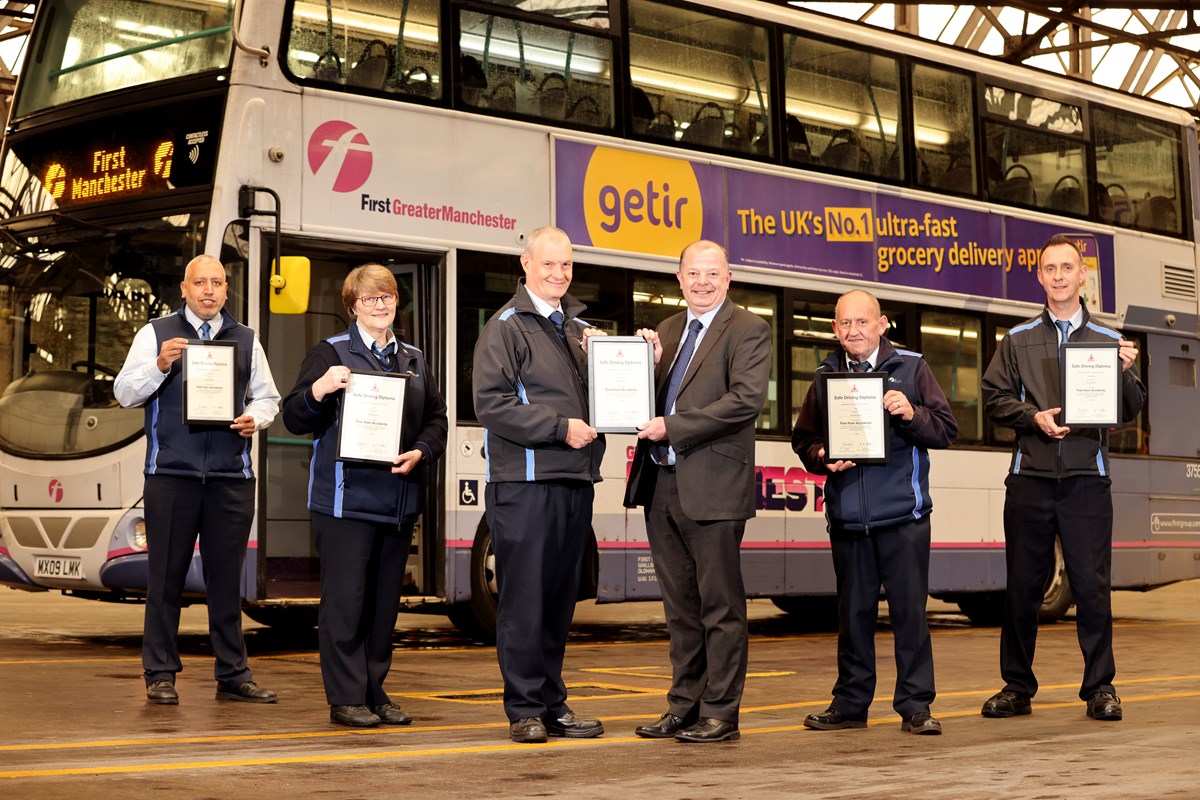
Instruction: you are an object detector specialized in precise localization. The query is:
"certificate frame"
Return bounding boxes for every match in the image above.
[336,369,409,464]
[1060,341,1122,428]
[587,336,656,434]
[820,372,890,465]
[181,339,239,425]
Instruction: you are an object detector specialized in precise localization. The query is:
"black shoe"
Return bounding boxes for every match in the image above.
[981,690,1032,718]
[510,716,548,743]
[216,681,278,703]
[146,680,178,705]
[634,712,696,739]
[675,717,740,743]
[803,707,867,730]
[543,710,603,738]
[331,705,381,727]
[901,711,943,735]
[371,703,412,725]
[1086,691,1122,721]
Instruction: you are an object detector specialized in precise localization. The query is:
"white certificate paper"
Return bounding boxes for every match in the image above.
[182,340,237,424]
[337,370,408,464]
[588,336,655,433]
[1061,342,1121,427]
[822,372,889,464]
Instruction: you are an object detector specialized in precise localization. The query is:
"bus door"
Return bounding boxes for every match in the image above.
[258,243,444,616]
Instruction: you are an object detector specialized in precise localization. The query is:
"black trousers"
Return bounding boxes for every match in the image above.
[645,469,748,724]
[142,474,255,686]
[828,515,935,720]
[486,480,593,722]
[1001,473,1115,700]
[313,512,412,706]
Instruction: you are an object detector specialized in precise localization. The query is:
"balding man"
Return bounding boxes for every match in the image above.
[115,255,280,707]
[625,241,771,743]
[791,289,957,735]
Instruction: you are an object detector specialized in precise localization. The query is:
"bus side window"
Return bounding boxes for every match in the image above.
[919,311,983,444]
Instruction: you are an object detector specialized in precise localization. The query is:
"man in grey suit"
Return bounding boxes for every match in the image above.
[624,240,772,743]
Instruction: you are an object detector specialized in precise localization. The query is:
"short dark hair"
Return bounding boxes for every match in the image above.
[1038,233,1083,266]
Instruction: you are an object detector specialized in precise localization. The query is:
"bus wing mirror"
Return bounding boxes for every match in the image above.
[269,256,310,315]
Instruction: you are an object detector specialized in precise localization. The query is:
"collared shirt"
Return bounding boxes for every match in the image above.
[353,320,397,352]
[848,345,882,371]
[113,309,280,431]
[1051,306,1085,340]
[658,305,721,465]
[524,284,563,321]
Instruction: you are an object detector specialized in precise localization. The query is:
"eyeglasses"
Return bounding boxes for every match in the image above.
[358,294,397,308]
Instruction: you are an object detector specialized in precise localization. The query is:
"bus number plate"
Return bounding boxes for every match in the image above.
[34,555,83,580]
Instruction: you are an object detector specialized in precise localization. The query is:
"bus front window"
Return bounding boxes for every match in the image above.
[16,0,234,116]
[0,216,210,457]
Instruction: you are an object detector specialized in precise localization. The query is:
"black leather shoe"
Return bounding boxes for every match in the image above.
[371,703,412,725]
[634,712,696,739]
[543,710,603,738]
[901,711,943,735]
[1086,691,1122,721]
[510,716,548,743]
[331,705,381,727]
[675,717,740,743]
[216,681,278,703]
[146,680,178,705]
[981,690,1032,718]
[803,707,866,730]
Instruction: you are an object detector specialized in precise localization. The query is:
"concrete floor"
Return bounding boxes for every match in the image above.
[1,582,1197,799]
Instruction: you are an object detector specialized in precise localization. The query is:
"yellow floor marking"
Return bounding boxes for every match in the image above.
[3,691,1197,780]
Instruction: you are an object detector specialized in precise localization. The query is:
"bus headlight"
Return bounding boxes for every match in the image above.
[131,520,148,551]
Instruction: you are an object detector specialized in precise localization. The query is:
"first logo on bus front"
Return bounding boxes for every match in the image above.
[307,120,373,193]
[48,479,63,503]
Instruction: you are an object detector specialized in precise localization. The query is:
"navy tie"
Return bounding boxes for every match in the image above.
[372,341,396,369]
[1055,320,1071,362]
[549,309,567,340]
[198,321,211,340]
[851,360,871,372]
[651,319,703,465]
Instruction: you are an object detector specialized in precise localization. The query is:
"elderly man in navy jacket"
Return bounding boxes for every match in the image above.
[791,289,957,735]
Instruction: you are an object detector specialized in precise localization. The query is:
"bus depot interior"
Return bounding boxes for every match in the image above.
[0,0,1196,638]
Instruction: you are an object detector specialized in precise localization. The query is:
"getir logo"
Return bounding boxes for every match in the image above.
[582,147,703,257]
[308,120,373,193]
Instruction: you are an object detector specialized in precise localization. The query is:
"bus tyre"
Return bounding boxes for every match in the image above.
[957,538,1072,625]
[447,524,498,643]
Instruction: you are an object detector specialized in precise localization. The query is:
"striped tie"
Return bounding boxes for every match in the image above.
[198,321,211,340]
[650,319,703,464]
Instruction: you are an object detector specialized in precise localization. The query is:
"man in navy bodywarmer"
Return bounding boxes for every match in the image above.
[115,255,281,706]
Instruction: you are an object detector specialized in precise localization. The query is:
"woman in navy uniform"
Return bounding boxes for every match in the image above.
[283,264,447,727]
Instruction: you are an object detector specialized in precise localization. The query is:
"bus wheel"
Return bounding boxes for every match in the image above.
[957,537,1072,625]
[770,596,839,631]
[242,605,319,632]
[446,524,498,643]
[1038,537,1073,623]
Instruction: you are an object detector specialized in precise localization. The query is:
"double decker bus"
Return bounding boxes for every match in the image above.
[1,0,1197,638]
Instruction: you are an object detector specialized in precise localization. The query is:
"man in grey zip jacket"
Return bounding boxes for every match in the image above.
[980,234,1145,723]
[472,227,606,743]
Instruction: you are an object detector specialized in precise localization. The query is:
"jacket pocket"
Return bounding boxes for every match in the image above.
[711,441,748,464]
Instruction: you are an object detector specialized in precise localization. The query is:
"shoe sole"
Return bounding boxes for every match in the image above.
[546,727,604,738]
[147,696,179,705]
[901,725,943,735]
[981,706,1031,718]
[634,728,680,739]
[1087,711,1122,721]
[511,734,548,743]
[377,717,413,725]
[675,731,741,743]
[330,715,381,728]
[803,720,867,730]
[216,692,278,703]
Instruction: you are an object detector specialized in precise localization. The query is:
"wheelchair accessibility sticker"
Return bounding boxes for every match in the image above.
[459,480,478,506]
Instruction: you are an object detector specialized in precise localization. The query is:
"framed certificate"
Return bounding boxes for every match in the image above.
[588,336,656,434]
[1061,342,1122,427]
[337,370,408,464]
[820,372,890,465]
[182,339,238,425]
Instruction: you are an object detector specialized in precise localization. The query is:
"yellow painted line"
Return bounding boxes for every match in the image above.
[580,666,793,679]
[3,691,1197,780]
[404,680,661,705]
